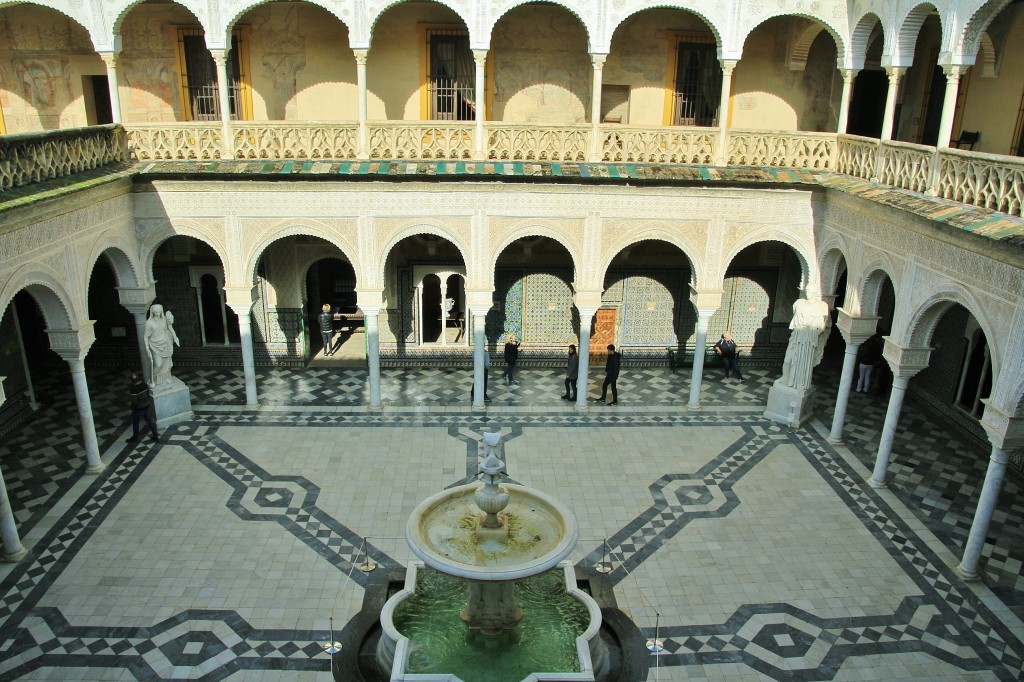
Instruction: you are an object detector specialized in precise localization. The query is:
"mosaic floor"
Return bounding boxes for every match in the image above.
[0,361,1021,681]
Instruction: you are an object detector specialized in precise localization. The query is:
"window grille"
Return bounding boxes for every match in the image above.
[427,29,475,121]
[178,30,245,121]
[672,36,722,126]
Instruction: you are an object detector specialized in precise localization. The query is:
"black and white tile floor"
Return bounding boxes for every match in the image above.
[0,361,1021,680]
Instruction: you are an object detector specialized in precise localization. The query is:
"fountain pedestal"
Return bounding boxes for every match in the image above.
[462,581,523,635]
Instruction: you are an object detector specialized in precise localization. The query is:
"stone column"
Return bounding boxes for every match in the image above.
[588,54,607,162]
[118,285,157,384]
[68,357,104,474]
[0,463,26,562]
[868,375,911,487]
[880,67,905,141]
[211,49,233,156]
[12,307,39,409]
[99,51,123,124]
[957,445,1007,580]
[364,307,383,411]
[471,310,487,411]
[575,306,598,411]
[687,309,716,410]
[225,287,259,408]
[354,49,369,158]
[837,68,855,134]
[473,50,488,159]
[828,310,878,443]
[715,60,737,165]
[936,65,964,149]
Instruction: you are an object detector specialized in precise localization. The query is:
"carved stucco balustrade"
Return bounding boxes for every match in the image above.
[726,129,836,170]
[370,122,475,160]
[126,123,224,161]
[937,147,1024,217]
[835,134,878,180]
[599,126,716,164]
[0,125,127,191]
[485,124,589,162]
[876,140,934,193]
[232,122,359,160]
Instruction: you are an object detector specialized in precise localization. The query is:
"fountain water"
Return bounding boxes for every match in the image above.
[376,431,610,681]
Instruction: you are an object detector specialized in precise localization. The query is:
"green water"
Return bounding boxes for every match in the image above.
[393,568,590,682]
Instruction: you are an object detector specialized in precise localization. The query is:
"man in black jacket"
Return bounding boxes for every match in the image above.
[714,331,743,380]
[318,303,335,357]
[127,373,159,442]
[562,344,579,400]
[595,344,620,405]
[502,334,521,384]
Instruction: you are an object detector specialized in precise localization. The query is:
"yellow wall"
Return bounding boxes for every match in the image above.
[0,6,104,132]
[490,4,590,124]
[731,17,840,132]
[119,4,194,123]
[957,4,1024,154]
[604,9,714,126]
[894,15,942,143]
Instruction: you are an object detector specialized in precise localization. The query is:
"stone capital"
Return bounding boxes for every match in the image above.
[46,323,96,362]
[117,284,157,315]
[356,288,385,310]
[979,401,1024,450]
[464,289,495,311]
[835,309,879,345]
[590,53,607,69]
[99,51,119,69]
[224,285,257,312]
[573,290,603,312]
[882,339,931,378]
[690,287,723,312]
[352,48,368,65]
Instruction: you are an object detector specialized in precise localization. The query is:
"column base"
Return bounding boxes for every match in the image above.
[368,403,384,413]
[2,544,28,562]
[687,402,701,411]
[826,435,843,445]
[244,403,261,411]
[472,403,487,413]
[152,377,194,429]
[956,563,981,582]
[764,381,817,428]
[867,476,887,489]
[84,461,107,475]
[574,402,589,413]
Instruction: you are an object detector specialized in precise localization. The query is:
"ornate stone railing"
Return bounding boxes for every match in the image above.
[126,123,224,161]
[599,126,715,164]
[233,122,358,160]
[727,130,836,169]
[876,140,934,193]
[370,122,474,160]
[486,124,589,161]
[0,125,126,191]
[936,147,1024,217]
[835,134,878,179]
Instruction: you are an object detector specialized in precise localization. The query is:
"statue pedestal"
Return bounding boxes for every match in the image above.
[764,380,817,428]
[151,376,193,429]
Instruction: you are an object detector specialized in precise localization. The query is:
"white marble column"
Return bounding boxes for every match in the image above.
[957,445,1008,580]
[575,307,598,411]
[229,306,259,408]
[100,52,123,124]
[588,54,607,161]
[131,311,150,381]
[828,341,861,443]
[936,65,964,149]
[67,358,105,474]
[211,50,233,156]
[472,312,487,411]
[687,310,715,410]
[364,307,382,410]
[715,60,737,165]
[880,67,904,141]
[0,465,26,562]
[12,307,39,409]
[837,68,855,134]
[354,49,369,158]
[473,50,487,159]
[868,375,911,488]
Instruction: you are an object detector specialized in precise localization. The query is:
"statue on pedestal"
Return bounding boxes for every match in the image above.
[145,304,180,387]
[779,290,831,391]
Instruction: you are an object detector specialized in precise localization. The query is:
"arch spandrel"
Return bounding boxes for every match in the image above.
[848,11,885,68]
[110,0,212,46]
[85,237,143,291]
[854,264,900,319]
[485,0,594,50]
[717,227,816,292]
[375,221,472,288]
[0,263,79,331]
[224,0,355,41]
[891,2,941,66]
[736,10,849,64]
[487,220,583,290]
[243,219,361,287]
[818,245,848,301]
[603,2,726,55]
[597,225,703,291]
[136,219,232,286]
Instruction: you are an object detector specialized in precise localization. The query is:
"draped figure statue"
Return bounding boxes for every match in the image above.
[779,294,831,391]
[145,304,180,387]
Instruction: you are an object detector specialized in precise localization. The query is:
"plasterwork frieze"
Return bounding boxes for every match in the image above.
[240,217,361,284]
[721,222,816,276]
[135,217,229,279]
[597,218,707,285]
[373,216,473,273]
[486,216,585,277]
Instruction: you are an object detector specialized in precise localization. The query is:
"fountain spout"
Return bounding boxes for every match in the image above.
[475,432,510,530]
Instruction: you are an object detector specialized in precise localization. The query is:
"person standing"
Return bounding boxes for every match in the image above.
[595,344,620,405]
[318,303,334,357]
[856,331,883,393]
[502,334,521,384]
[561,344,578,400]
[127,372,159,442]
[714,331,744,380]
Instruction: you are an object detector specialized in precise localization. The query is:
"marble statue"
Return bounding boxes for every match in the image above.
[145,304,180,387]
[779,292,831,391]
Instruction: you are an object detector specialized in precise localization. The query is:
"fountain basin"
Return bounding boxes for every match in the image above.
[406,482,578,582]
[378,562,606,681]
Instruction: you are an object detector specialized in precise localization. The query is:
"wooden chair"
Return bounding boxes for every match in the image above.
[951,130,980,150]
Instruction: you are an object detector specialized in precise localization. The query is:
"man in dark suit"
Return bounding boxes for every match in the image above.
[595,344,621,405]
[714,331,744,380]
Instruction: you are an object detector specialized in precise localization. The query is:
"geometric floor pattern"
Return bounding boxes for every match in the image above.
[1,360,1022,680]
